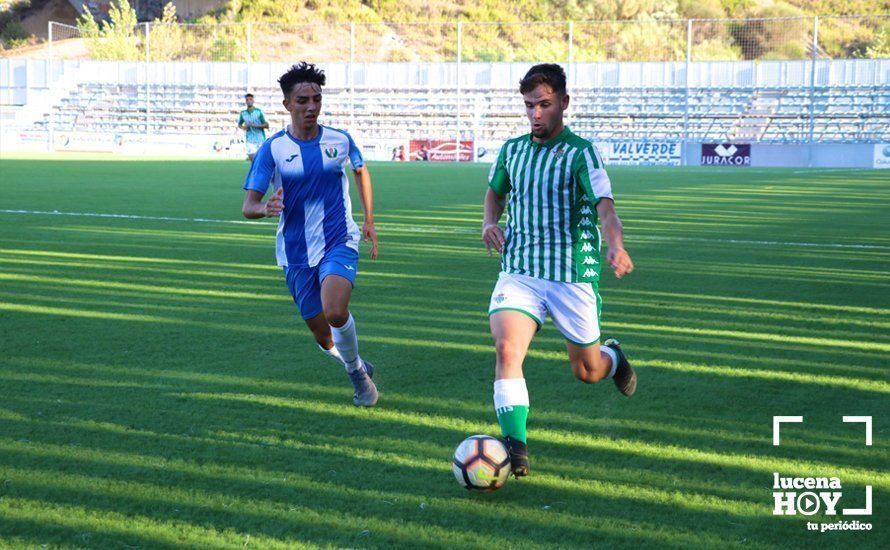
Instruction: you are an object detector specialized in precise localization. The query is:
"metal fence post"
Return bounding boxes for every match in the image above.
[684,18,692,165]
[47,21,53,151]
[567,21,573,127]
[567,21,573,72]
[456,21,462,163]
[46,21,52,87]
[145,22,151,137]
[809,16,818,144]
[350,22,355,131]
[246,22,251,92]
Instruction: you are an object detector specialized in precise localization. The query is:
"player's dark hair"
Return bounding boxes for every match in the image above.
[278,62,326,97]
[244,93,254,99]
[519,63,567,96]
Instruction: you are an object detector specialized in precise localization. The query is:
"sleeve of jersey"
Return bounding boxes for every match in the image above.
[573,145,613,201]
[487,144,511,196]
[259,111,267,124]
[242,140,275,193]
[237,112,244,125]
[346,132,365,169]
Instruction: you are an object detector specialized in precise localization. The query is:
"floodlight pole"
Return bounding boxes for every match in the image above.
[456,21,462,164]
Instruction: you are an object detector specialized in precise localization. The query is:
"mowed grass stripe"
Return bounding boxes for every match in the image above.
[0,157,886,548]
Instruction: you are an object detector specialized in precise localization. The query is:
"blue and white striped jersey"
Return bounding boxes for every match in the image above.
[243,125,364,268]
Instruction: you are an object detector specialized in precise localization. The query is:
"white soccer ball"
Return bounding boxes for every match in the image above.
[452,435,511,491]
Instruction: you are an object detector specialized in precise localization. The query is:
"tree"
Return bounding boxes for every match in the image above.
[148,3,185,61]
[77,0,142,61]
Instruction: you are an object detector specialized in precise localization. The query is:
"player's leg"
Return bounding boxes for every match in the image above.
[285,265,345,365]
[549,280,637,396]
[565,339,636,396]
[320,272,358,370]
[565,341,614,382]
[490,311,537,476]
[303,313,345,364]
[488,273,546,477]
[319,245,377,407]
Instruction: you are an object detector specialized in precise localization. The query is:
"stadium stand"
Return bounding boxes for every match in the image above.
[32,81,890,144]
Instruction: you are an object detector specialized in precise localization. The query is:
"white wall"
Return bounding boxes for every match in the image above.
[3,58,888,104]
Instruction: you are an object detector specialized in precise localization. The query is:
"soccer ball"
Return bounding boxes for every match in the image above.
[452,435,511,491]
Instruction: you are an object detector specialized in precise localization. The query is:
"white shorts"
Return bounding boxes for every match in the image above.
[245,141,261,156]
[488,271,601,346]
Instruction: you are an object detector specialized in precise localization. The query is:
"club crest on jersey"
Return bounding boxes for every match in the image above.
[552,145,566,159]
[324,147,338,158]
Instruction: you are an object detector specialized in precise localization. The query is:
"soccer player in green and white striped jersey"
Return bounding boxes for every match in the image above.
[482,64,637,478]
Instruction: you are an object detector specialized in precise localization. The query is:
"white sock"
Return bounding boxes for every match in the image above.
[600,345,618,379]
[330,313,363,373]
[318,344,344,365]
[493,378,530,413]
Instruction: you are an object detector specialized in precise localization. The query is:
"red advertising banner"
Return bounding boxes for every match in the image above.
[409,139,474,162]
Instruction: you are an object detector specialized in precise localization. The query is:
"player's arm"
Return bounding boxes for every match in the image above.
[353,165,378,260]
[482,143,511,256]
[346,133,377,259]
[596,198,633,278]
[241,142,279,218]
[482,188,506,256]
[575,145,633,278]
[257,111,269,130]
[242,188,282,219]
[238,112,248,131]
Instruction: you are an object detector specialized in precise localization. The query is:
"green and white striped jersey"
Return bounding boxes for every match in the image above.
[488,127,612,284]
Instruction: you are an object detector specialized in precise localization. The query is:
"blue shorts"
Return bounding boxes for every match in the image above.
[285,244,359,320]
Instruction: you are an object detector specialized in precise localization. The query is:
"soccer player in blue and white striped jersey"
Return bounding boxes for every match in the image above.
[241,62,380,407]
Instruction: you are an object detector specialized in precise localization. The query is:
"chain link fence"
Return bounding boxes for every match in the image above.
[43,15,889,64]
[20,14,887,155]
[573,20,687,62]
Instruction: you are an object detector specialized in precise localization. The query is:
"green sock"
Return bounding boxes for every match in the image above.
[496,405,529,443]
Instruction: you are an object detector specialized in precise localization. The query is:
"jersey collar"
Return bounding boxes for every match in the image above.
[530,126,570,148]
[286,125,323,145]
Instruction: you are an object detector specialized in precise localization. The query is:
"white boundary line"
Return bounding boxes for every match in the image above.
[0,209,259,225]
[2,209,888,251]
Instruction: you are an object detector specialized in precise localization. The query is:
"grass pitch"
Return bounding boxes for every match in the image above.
[0,155,887,548]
